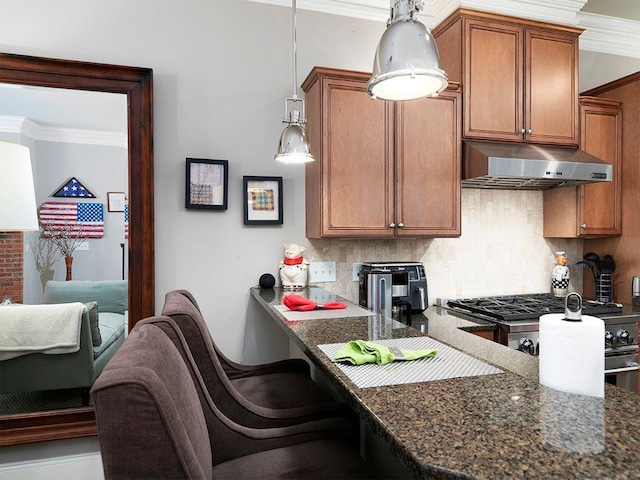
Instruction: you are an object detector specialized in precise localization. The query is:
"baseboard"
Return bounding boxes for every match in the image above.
[0,452,103,480]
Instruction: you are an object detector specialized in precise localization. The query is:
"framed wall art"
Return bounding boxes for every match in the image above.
[243,176,283,225]
[185,158,228,210]
[107,192,126,212]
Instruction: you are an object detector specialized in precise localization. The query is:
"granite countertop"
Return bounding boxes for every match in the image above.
[250,286,640,480]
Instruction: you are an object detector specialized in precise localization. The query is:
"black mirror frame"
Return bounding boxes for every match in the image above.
[0,52,155,446]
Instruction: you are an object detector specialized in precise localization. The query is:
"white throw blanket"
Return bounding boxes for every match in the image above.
[0,302,84,361]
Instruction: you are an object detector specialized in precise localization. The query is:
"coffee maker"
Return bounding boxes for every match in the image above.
[358,262,428,326]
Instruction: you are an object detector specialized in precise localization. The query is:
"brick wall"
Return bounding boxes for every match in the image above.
[0,232,24,303]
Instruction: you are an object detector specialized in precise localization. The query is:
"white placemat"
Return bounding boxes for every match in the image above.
[318,337,503,388]
[275,304,376,321]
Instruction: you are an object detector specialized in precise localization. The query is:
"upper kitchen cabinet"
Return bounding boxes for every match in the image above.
[432,9,581,146]
[543,97,623,238]
[302,67,461,239]
[394,89,461,237]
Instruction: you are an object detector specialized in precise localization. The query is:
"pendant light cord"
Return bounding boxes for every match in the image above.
[292,0,298,100]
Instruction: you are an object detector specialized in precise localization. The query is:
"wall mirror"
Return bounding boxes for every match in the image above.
[0,52,154,446]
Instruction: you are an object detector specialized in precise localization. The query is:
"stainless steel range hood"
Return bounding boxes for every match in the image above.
[462,140,612,190]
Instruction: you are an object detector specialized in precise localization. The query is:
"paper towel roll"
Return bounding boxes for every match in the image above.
[539,386,605,454]
[539,313,604,398]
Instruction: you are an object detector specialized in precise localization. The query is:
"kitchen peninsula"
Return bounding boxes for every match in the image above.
[250,287,640,480]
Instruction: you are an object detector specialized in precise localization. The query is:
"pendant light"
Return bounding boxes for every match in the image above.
[368,0,448,101]
[275,0,314,164]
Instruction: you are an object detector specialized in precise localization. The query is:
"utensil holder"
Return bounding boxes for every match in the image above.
[596,274,613,303]
[632,276,640,312]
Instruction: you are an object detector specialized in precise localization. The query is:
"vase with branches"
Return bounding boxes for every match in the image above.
[42,221,86,281]
[28,231,64,290]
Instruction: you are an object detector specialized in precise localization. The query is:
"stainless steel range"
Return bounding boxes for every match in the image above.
[442,293,640,393]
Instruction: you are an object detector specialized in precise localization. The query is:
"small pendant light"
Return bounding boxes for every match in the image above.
[368,0,448,101]
[275,0,314,164]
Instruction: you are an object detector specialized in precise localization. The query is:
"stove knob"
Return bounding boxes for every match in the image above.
[616,330,633,345]
[605,331,615,347]
[518,338,536,355]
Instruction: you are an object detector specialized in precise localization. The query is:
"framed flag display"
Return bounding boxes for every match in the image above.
[51,177,96,198]
[243,176,283,225]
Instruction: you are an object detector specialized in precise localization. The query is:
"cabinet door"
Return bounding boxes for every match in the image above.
[526,29,579,146]
[464,19,524,142]
[579,101,622,235]
[395,91,462,237]
[319,78,395,237]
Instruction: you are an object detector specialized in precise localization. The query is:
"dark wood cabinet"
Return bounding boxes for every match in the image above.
[543,97,622,237]
[433,9,581,146]
[302,67,461,238]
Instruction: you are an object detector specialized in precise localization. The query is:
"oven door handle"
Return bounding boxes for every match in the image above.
[605,362,640,375]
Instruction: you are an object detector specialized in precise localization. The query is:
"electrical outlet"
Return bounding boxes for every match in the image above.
[353,262,363,282]
[308,261,337,283]
[75,240,89,251]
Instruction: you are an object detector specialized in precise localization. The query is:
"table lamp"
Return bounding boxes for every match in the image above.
[0,141,38,231]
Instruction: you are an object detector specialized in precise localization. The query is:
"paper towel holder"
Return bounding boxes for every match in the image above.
[564,292,582,322]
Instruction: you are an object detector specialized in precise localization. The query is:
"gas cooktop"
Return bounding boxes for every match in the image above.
[446,293,623,322]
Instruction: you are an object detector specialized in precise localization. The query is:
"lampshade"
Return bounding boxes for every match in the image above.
[275,123,314,164]
[0,141,38,231]
[368,0,448,101]
[274,0,314,164]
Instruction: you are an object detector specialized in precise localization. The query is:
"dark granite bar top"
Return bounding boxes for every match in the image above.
[250,286,640,480]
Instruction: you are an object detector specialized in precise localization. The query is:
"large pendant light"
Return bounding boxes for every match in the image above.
[368,0,448,101]
[275,0,314,164]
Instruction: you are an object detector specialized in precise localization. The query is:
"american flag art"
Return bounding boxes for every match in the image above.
[40,201,105,238]
[124,204,129,239]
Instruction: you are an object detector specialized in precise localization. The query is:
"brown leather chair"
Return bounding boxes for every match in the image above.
[169,289,311,379]
[92,318,373,479]
[161,289,354,424]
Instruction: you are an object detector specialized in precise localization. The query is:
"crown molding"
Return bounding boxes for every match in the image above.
[247,0,640,58]
[457,0,586,26]
[578,12,640,59]
[0,115,127,148]
[248,0,390,22]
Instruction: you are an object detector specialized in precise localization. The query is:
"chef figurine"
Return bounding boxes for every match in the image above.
[279,243,309,290]
[551,250,570,297]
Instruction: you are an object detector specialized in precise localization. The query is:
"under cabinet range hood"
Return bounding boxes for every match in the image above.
[462,140,612,190]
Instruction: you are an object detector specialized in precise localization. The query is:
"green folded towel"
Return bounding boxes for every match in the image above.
[332,340,437,366]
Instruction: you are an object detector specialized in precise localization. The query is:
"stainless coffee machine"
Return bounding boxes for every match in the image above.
[358,262,428,326]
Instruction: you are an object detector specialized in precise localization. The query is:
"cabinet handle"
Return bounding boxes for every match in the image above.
[520,128,526,134]
[581,224,587,229]
[398,222,405,228]
[527,129,533,134]
[389,222,396,229]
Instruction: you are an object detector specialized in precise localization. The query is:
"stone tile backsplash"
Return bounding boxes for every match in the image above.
[304,189,584,305]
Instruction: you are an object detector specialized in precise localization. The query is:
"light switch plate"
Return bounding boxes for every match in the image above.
[308,261,337,283]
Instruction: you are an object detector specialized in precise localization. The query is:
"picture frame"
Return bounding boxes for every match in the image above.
[107,192,126,212]
[243,176,283,225]
[185,158,228,210]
